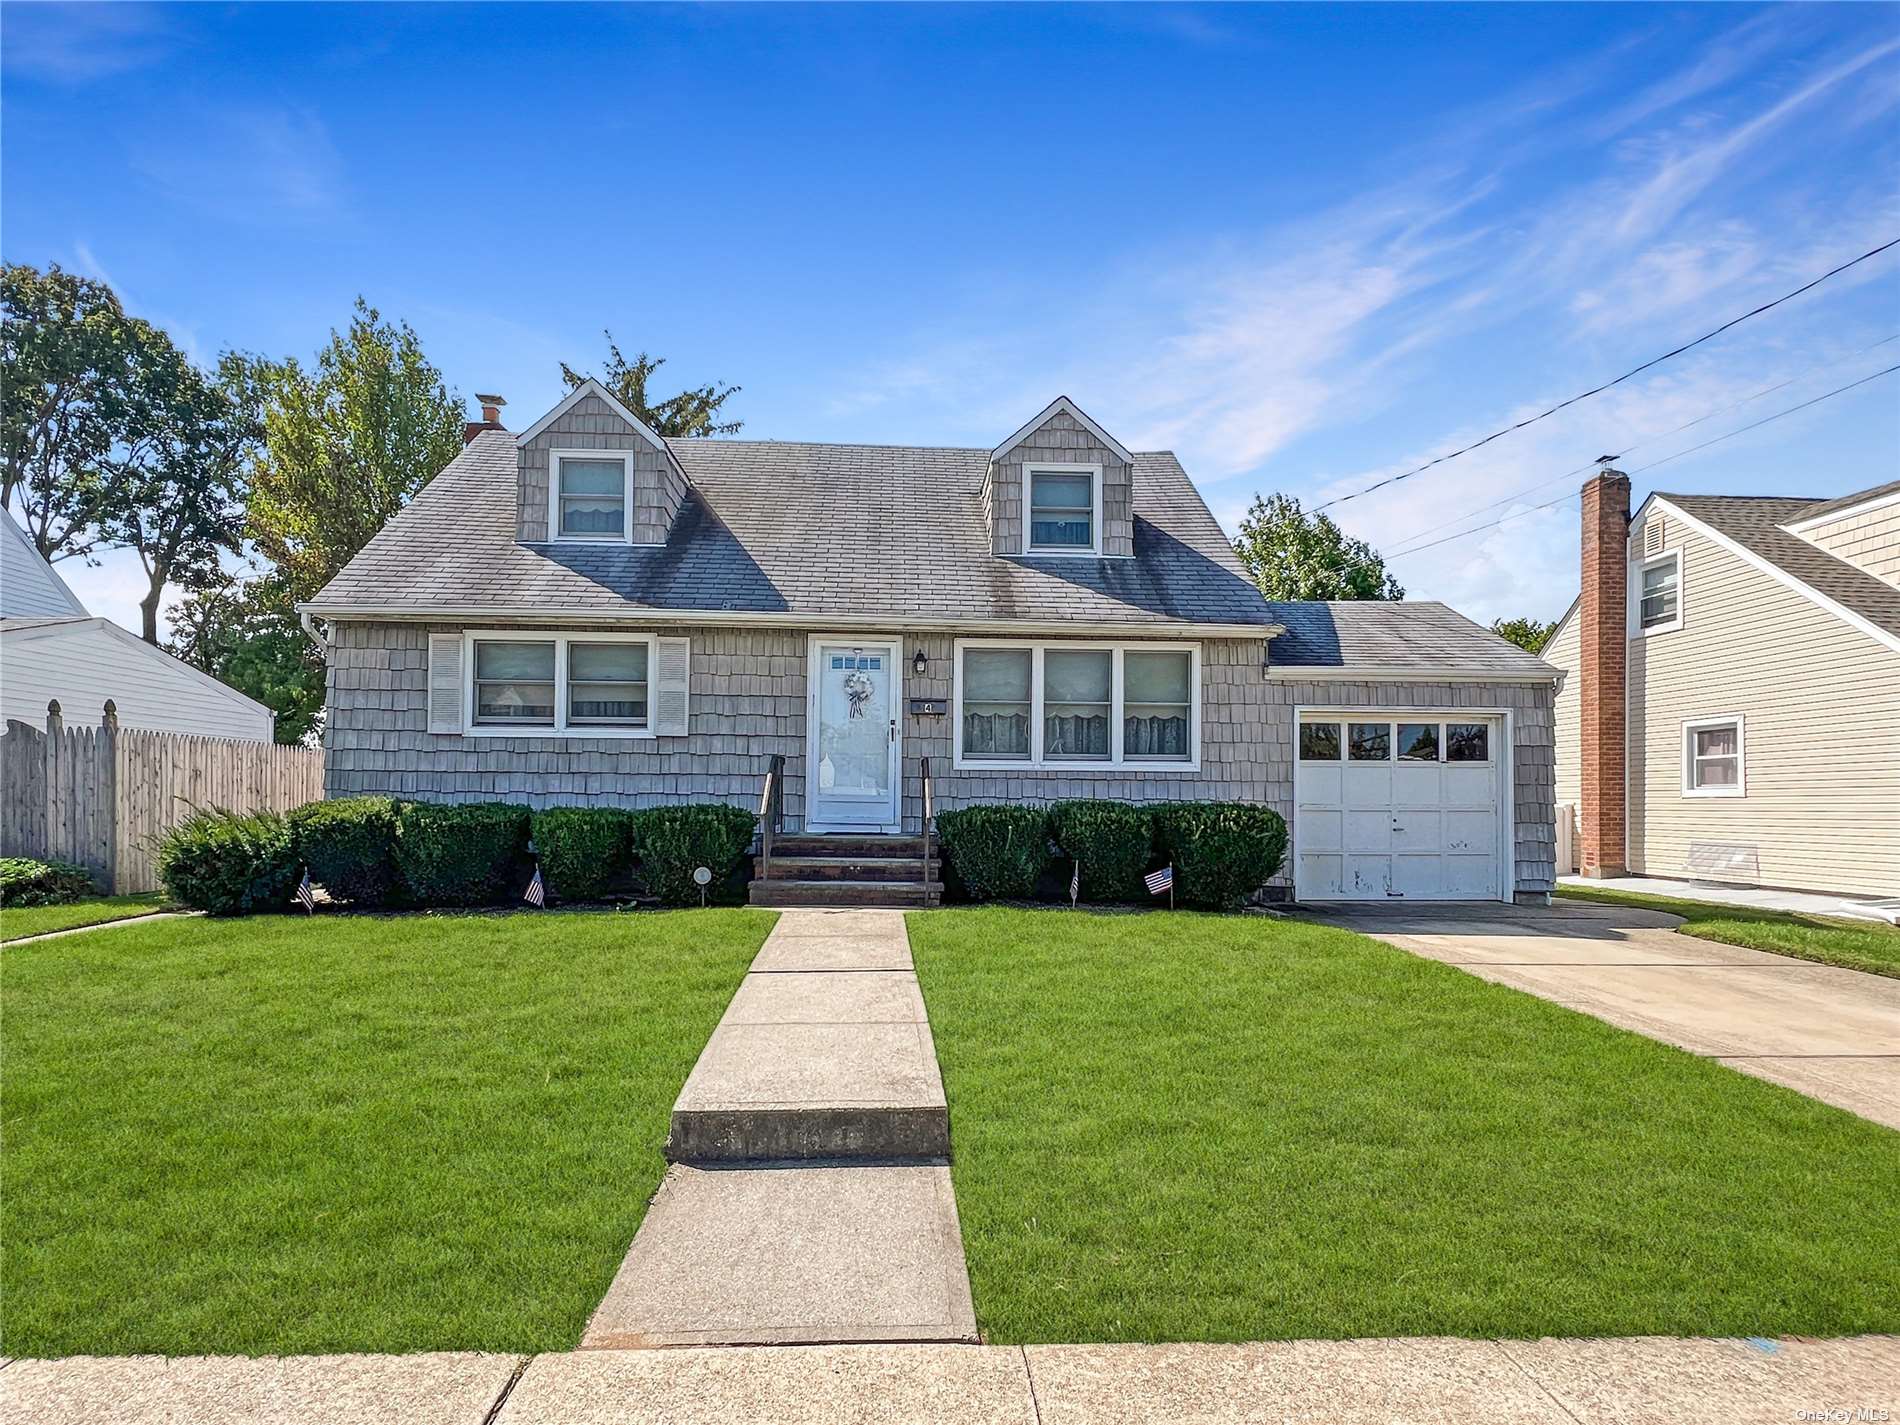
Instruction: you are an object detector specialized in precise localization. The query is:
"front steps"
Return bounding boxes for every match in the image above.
[749,833,943,908]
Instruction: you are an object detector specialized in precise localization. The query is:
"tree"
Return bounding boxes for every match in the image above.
[244,298,466,604]
[0,262,136,562]
[169,574,325,746]
[1491,616,1555,653]
[1232,493,1403,601]
[560,333,742,437]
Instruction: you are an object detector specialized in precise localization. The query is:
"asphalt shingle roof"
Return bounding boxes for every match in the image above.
[1264,600,1559,672]
[1785,478,1900,527]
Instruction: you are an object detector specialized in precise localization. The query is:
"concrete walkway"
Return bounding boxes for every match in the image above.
[1560,873,1900,923]
[1312,901,1900,1129]
[580,909,977,1348]
[7,1335,1895,1423]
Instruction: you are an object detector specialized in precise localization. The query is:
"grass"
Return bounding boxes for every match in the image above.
[0,893,169,942]
[909,906,1900,1345]
[1555,883,1900,978]
[1,907,773,1358]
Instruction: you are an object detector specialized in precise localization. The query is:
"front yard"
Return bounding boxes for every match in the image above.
[1554,883,1900,978]
[0,893,169,942]
[1,908,771,1358]
[909,907,1900,1345]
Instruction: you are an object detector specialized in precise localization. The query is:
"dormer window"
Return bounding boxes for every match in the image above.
[1027,465,1101,554]
[551,450,632,541]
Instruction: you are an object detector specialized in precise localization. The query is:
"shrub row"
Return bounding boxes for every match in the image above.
[155,798,759,915]
[935,799,1287,910]
[0,856,98,908]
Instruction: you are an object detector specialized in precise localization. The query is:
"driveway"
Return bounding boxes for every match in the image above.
[1307,901,1900,1130]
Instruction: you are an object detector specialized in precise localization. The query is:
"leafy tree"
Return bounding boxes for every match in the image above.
[1491,616,1556,654]
[1233,493,1403,601]
[0,262,134,562]
[244,298,465,604]
[560,332,742,437]
[169,574,325,745]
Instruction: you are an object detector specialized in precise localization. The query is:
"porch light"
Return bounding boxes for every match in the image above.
[913,648,928,678]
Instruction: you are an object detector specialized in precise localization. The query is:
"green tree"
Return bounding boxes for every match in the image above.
[1490,616,1556,653]
[244,298,465,604]
[1232,493,1403,601]
[168,574,325,745]
[560,333,742,437]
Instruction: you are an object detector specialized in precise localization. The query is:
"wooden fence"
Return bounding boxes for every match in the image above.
[0,700,325,893]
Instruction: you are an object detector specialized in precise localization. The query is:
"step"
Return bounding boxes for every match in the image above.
[749,879,942,908]
[763,855,938,883]
[771,834,926,858]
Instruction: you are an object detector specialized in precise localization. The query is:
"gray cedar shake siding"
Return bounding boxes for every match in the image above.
[517,393,686,546]
[985,407,1135,557]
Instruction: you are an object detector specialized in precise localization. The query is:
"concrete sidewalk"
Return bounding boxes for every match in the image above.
[1559,873,1900,923]
[7,1335,1895,1423]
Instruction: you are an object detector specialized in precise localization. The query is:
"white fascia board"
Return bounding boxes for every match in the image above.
[514,378,689,487]
[990,396,1136,467]
[1268,665,1561,684]
[1781,484,1900,533]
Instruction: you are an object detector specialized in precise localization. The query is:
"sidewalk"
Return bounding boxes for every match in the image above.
[1559,873,1900,923]
[7,1335,1895,1423]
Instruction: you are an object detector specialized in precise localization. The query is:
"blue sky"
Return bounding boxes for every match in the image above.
[4,2,1897,637]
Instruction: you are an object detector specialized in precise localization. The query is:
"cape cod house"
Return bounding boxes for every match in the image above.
[301,388,1560,905]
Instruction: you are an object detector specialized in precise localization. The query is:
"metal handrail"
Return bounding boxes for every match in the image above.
[920,756,936,902]
[758,752,785,883]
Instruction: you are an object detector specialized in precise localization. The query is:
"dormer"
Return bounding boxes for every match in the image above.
[514,379,691,547]
[984,396,1136,558]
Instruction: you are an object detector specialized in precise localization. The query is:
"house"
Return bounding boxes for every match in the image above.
[301,387,1560,905]
[1543,471,1900,899]
[0,509,275,742]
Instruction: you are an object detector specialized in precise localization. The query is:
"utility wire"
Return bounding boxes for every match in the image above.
[1313,235,1900,514]
[1386,362,1900,560]
[1385,334,1900,555]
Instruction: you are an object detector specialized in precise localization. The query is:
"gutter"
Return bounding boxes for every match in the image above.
[1266,665,1563,686]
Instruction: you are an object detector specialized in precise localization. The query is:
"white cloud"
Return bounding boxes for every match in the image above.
[134,106,350,224]
[1,3,173,83]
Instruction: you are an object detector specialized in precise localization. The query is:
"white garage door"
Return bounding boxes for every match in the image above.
[1295,713,1505,901]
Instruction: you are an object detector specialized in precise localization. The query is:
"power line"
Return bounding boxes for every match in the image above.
[1386,362,1900,560]
[1314,235,1900,514]
[1385,334,1899,555]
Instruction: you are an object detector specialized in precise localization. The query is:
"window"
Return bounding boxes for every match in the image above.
[1299,721,1342,761]
[568,641,648,727]
[1397,723,1439,761]
[1683,717,1744,797]
[1027,466,1099,553]
[1445,723,1489,762]
[1348,722,1390,761]
[1310,717,1496,766]
[474,641,556,727]
[552,452,630,541]
[1638,550,1681,633]
[955,642,1198,769]
[466,632,661,737]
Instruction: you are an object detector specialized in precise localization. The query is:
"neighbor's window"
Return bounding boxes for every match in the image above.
[567,641,648,727]
[1397,723,1439,761]
[473,640,556,727]
[1027,468,1097,552]
[956,643,1197,767]
[555,454,628,539]
[1445,722,1490,762]
[962,647,1033,760]
[1348,722,1390,761]
[1685,718,1742,795]
[1043,649,1112,761]
[1123,649,1191,762]
[1299,722,1341,761]
[1639,551,1680,631]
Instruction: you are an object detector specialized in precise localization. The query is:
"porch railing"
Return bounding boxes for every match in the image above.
[758,752,785,882]
[921,755,936,900]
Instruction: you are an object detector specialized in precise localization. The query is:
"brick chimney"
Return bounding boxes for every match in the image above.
[1578,468,1630,878]
[464,393,507,444]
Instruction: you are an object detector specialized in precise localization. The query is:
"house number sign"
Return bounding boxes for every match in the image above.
[908,698,947,716]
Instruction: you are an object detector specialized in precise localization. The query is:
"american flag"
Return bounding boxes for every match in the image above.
[1069,861,1080,908]
[524,865,546,908]
[294,868,316,914]
[1143,865,1174,896]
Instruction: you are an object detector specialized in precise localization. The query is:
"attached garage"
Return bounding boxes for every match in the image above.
[1293,708,1512,902]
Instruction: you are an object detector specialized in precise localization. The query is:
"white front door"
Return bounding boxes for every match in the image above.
[807,637,902,832]
[1295,712,1507,901]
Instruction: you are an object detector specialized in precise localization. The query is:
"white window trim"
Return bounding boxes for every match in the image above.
[546,448,635,545]
[952,638,1200,772]
[1632,548,1683,637]
[463,629,656,739]
[1681,714,1745,798]
[1024,463,1104,557]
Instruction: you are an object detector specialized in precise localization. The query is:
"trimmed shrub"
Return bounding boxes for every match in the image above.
[0,857,97,907]
[288,796,401,906]
[155,808,299,915]
[1151,801,1289,910]
[532,807,635,903]
[396,801,532,906]
[1050,800,1154,902]
[936,805,1051,901]
[628,804,757,907]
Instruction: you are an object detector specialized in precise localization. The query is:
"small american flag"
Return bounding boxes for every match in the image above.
[1143,865,1174,896]
[294,868,316,915]
[524,865,546,908]
[1069,861,1081,908]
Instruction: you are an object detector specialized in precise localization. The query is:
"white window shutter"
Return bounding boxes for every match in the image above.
[654,637,691,736]
[428,634,465,734]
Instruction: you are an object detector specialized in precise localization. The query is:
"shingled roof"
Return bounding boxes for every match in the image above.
[1264,600,1559,673]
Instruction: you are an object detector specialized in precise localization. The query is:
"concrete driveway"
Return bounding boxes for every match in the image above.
[1307,901,1900,1131]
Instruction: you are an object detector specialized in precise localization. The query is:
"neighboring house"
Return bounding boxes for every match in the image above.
[301,387,1560,904]
[1544,472,1900,898]
[0,509,275,741]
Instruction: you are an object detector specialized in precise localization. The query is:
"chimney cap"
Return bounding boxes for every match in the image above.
[475,393,507,408]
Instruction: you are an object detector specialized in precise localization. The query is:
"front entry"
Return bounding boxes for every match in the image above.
[806,636,903,832]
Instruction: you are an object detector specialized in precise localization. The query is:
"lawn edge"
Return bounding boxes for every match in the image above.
[1553,886,1900,980]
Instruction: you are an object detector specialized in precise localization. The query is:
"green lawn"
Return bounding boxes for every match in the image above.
[1,908,772,1358]
[910,907,1900,1345]
[1,893,169,942]
[1555,883,1900,978]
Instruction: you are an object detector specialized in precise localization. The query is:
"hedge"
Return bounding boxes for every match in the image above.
[532,806,635,903]
[0,857,97,908]
[936,805,1052,901]
[1151,801,1288,909]
[396,802,532,906]
[629,804,757,907]
[155,809,299,916]
[288,796,402,906]
[1050,800,1154,902]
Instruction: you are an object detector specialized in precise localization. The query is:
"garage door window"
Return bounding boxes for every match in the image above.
[1446,722,1489,762]
[1300,722,1341,760]
[1349,723,1390,760]
[1397,723,1439,761]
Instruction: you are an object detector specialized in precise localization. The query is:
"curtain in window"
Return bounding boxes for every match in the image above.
[474,641,556,724]
[559,458,626,537]
[962,648,1031,758]
[1043,649,1110,759]
[1123,649,1190,759]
